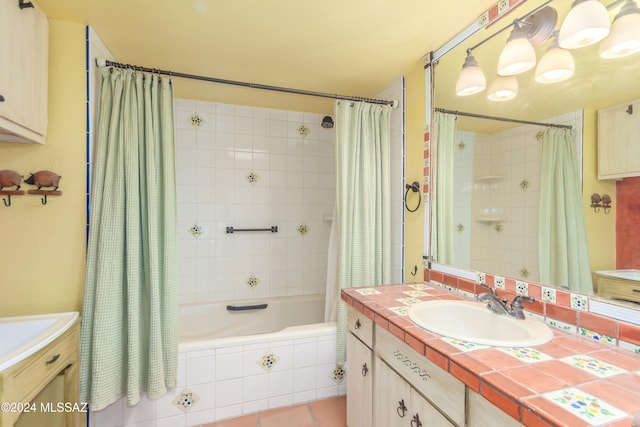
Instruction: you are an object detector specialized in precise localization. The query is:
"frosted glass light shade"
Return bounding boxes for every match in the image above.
[497,27,537,76]
[456,52,486,96]
[487,76,518,102]
[559,0,611,49]
[599,0,640,59]
[535,41,575,83]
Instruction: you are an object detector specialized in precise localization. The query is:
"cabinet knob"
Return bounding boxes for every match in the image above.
[355,319,361,329]
[396,398,407,418]
[361,362,368,377]
[0,95,4,102]
[410,413,422,427]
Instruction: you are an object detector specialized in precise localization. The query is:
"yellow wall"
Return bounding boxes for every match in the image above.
[582,109,617,274]
[0,20,86,316]
[403,59,426,280]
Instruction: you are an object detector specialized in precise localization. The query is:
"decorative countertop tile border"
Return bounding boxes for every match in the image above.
[341,283,640,427]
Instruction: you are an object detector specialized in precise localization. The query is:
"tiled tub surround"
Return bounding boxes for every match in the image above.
[90,320,343,427]
[175,99,336,304]
[341,283,640,426]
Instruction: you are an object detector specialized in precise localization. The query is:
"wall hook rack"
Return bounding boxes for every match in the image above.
[18,0,34,9]
[27,190,62,205]
[0,191,24,207]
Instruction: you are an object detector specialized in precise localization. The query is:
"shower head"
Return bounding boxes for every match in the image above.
[321,116,334,128]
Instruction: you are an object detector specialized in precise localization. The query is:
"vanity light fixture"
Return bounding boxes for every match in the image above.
[487,76,518,102]
[559,0,611,49]
[497,23,538,76]
[599,0,640,58]
[455,50,487,96]
[535,31,576,83]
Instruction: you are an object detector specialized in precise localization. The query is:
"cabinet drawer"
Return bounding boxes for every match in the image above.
[376,327,465,426]
[347,306,373,348]
[597,277,640,303]
[11,326,79,404]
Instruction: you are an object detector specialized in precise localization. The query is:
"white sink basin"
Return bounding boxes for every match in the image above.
[408,300,553,347]
[0,312,79,372]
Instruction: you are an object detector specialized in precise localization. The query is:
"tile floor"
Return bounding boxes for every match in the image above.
[199,396,346,427]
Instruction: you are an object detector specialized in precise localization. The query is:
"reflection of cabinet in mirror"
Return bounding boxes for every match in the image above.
[595,270,640,303]
[597,99,640,180]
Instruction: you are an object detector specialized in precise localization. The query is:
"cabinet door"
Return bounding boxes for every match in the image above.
[374,357,411,427]
[409,389,455,427]
[346,333,372,427]
[0,0,21,123]
[598,100,640,179]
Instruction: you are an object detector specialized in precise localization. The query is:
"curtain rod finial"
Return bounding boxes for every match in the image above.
[96,58,107,68]
[390,100,399,109]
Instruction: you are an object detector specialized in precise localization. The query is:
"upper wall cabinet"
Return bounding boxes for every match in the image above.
[598,99,640,180]
[0,0,48,144]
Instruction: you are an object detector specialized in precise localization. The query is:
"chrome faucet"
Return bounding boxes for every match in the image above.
[477,284,535,319]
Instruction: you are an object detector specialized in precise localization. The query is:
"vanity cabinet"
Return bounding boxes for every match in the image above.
[597,99,640,180]
[346,307,373,427]
[595,273,640,303]
[0,321,80,427]
[0,0,49,144]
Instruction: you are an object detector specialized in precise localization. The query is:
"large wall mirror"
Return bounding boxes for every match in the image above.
[428,0,639,304]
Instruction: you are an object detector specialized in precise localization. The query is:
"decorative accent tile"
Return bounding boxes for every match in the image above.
[494,276,506,289]
[578,328,615,345]
[547,318,577,333]
[409,283,432,291]
[188,224,204,238]
[421,258,430,269]
[441,337,488,352]
[246,274,260,288]
[494,223,503,232]
[296,123,311,137]
[560,355,627,378]
[497,0,509,14]
[354,288,381,295]
[527,312,545,322]
[296,223,310,235]
[456,223,464,233]
[519,267,530,278]
[432,281,458,293]
[570,293,588,311]
[541,287,557,303]
[331,365,345,384]
[403,290,430,297]
[618,340,640,355]
[497,347,553,363]
[458,290,476,299]
[544,388,626,424]
[173,388,199,413]
[396,297,423,306]
[258,352,279,371]
[535,130,545,141]
[388,306,410,316]
[516,280,528,296]
[519,179,531,190]
[246,171,260,184]
[478,11,489,27]
[458,141,466,151]
[476,272,486,285]
[189,113,204,128]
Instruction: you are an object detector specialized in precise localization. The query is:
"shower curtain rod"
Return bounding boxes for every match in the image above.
[96,59,396,107]
[435,108,572,129]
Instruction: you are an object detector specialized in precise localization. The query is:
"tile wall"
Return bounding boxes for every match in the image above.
[174,100,336,304]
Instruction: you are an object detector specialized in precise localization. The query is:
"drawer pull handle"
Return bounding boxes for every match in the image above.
[355,319,362,329]
[0,95,4,102]
[396,398,407,418]
[411,413,422,427]
[361,362,368,377]
[633,289,640,293]
[46,354,60,365]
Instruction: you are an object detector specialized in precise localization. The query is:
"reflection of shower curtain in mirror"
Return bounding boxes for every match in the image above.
[431,112,456,265]
[539,128,592,292]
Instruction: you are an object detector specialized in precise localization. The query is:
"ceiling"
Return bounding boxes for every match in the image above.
[36,0,497,112]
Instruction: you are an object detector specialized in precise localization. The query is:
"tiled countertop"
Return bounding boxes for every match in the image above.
[341,283,640,427]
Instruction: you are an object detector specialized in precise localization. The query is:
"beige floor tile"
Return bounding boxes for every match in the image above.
[309,396,347,427]
[259,403,315,427]
[203,414,258,427]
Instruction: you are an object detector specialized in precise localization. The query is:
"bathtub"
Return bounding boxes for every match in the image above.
[175,293,341,424]
[178,293,331,350]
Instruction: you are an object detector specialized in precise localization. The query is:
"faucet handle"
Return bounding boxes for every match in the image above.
[511,295,535,307]
[479,283,496,295]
